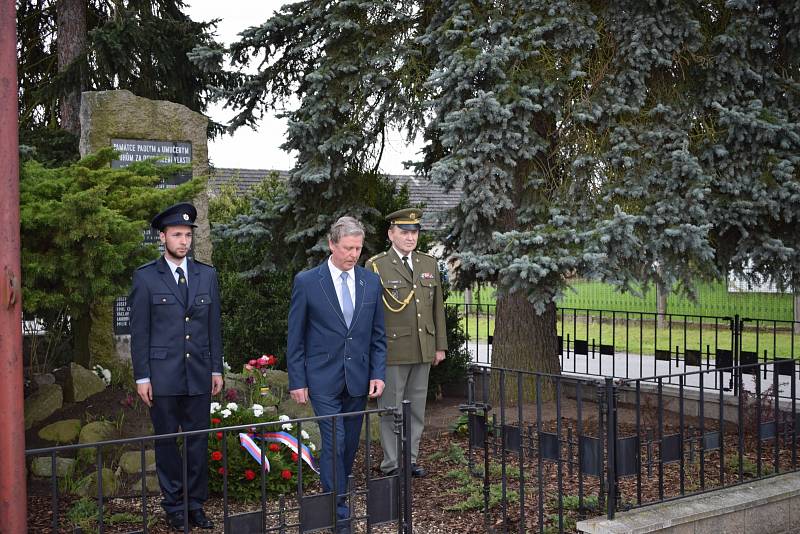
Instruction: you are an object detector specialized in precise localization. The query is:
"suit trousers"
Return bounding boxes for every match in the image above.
[310,388,367,520]
[149,393,210,513]
[377,363,430,473]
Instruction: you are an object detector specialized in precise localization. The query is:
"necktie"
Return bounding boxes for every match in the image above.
[340,271,354,327]
[402,256,413,276]
[176,266,188,306]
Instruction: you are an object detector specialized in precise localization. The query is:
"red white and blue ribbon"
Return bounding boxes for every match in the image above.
[252,431,319,474]
[238,433,271,472]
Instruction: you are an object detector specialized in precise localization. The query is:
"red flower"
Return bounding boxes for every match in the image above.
[218,467,226,475]
[248,359,257,366]
[281,469,292,480]
[266,355,277,366]
[244,469,256,481]
[211,417,221,425]
[211,451,222,461]
[216,432,223,440]
[291,452,299,462]
[268,443,280,452]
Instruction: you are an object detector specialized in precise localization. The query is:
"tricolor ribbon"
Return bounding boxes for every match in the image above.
[238,433,271,472]
[238,431,319,475]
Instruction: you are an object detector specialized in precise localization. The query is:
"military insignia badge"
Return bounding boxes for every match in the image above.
[182,213,190,221]
[421,272,435,279]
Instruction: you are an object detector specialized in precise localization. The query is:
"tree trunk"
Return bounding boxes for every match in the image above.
[656,279,668,329]
[57,0,87,135]
[491,293,560,404]
[71,304,91,368]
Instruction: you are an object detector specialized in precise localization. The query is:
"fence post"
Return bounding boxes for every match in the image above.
[605,377,617,519]
[0,2,27,531]
[401,400,413,534]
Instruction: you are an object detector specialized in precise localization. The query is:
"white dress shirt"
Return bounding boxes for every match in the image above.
[327,257,356,314]
[393,247,413,274]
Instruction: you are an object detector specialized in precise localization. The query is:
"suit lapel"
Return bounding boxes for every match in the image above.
[157,256,185,306]
[351,267,367,328]
[318,260,347,329]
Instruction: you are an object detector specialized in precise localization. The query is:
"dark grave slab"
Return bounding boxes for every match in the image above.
[367,476,399,525]
[616,435,639,477]
[503,424,522,453]
[715,349,733,369]
[685,349,701,367]
[579,436,602,476]
[740,351,758,375]
[300,492,335,532]
[539,432,559,461]
[661,434,681,464]
[574,339,589,356]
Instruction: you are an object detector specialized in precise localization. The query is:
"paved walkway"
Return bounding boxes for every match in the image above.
[465,340,798,397]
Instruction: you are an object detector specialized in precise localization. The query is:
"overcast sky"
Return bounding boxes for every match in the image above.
[185,1,420,174]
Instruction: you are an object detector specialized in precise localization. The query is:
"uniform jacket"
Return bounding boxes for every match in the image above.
[365,249,448,365]
[129,256,223,396]
[286,260,387,397]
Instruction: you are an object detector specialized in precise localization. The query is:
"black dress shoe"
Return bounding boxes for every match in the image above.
[165,511,187,531]
[188,508,214,529]
[411,463,427,478]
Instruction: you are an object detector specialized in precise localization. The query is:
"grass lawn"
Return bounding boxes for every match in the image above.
[449,280,795,321]
[453,307,800,361]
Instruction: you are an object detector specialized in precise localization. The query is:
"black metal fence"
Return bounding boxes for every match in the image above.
[463,360,799,533]
[453,304,800,396]
[26,403,413,533]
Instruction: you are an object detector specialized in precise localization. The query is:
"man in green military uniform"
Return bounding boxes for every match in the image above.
[365,208,448,477]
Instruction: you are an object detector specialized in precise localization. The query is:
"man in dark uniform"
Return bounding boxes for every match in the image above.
[129,202,223,531]
[365,208,448,478]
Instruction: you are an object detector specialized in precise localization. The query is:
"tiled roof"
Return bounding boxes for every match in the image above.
[209,168,460,231]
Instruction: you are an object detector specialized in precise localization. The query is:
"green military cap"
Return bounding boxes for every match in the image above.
[385,207,423,230]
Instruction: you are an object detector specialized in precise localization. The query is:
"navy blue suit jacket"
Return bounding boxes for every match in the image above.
[129,256,223,396]
[287,260,387,398]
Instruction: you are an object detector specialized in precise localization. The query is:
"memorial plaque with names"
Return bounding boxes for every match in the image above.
[112,138,193,335]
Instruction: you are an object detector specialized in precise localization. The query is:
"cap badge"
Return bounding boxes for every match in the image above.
[182,213,190,221]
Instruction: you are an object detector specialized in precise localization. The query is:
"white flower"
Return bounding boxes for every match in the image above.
[251,404,264,417]
[226,402,239,412]
[210,402,221,414]
[309,443,316,452]
[281,422,293,431]
[222,359,231,372]
[92,365,112,386]
[220,409,232,419]
[278,415,290,422]
[301,430,310,440]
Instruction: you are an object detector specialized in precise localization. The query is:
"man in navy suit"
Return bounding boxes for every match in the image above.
[129,203,224,531]
[287,216,387,533]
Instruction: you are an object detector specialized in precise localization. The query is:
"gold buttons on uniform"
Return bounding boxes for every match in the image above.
[417,313,421,317]
[418,328,422,332]
[392,333,397,337]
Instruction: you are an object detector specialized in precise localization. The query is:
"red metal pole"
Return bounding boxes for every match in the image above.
[0,1,28,532]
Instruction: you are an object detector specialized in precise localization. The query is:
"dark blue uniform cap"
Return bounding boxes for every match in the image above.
[151,202,198,231]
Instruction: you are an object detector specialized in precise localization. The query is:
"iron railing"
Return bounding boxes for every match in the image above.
[463,360,799,533]
[451,303,800,395]
[26,402,413,534]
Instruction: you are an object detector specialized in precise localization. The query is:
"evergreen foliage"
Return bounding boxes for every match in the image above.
[199,1,800,383]
[17,0,234,158]
[20,148,204,364]
[208,177,293,369]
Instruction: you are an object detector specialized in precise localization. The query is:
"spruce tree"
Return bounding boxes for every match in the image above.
[203,1,800,400]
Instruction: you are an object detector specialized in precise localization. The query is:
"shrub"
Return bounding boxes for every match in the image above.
[429,261,472,398]
[208,402,319,501]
